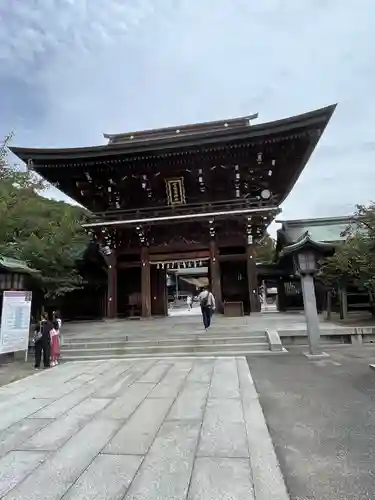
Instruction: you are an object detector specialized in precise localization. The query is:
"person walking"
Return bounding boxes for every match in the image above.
[33,312,53,369]
[187,295,193,311]
[198,287,216,330]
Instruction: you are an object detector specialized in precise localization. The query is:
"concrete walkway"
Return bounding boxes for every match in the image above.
[0,357,288,500]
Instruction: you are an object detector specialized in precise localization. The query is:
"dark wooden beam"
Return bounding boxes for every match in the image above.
[117,262,141,269]
[149,250,210,262]
[219,254,246,262]
[246,243,261,313]
[209,239,223,313]
[106,252,118,318]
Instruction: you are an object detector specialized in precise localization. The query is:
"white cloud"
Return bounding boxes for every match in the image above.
[1,0,375,226]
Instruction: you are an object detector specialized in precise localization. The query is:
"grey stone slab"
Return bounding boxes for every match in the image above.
[0,385,46,411]
[172,359,195,372]
[0,419,52,458]
[30,380,85,399]
[88,361,118,374]
[70,373,97,383]
[197,398,249,458]
[102,383,155,420]
[86,362,138,393]
[148,366,189,399]
[0,451,47,497]
[236,357,289,500]
[92,362,155,399]
[188,457,254,500]
[19,398,111,450]
[136,361,171,383]
[187,360,214,383]
[0,366,77,398]
[30,367,89,388]
[167,382,209,421]
[4,418,122,500]
[64,454,143,500]
[125,420,201,500]
[92,371,134,398]
[0,398,54,432]
[104,398,173,455]
[78,360,117,377]
[32,385,95,419]
[209,358,240,399]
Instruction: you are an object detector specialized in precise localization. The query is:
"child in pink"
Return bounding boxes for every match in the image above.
[50,328,60,367]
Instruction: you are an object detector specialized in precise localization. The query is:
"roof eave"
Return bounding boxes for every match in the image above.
[10,104,337,163]
[276,104,337,205]
[280,233,336,257]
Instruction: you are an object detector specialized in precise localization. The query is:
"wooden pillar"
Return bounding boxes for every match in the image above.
[151,267,168,316]
[325,290,332,320]
[277,280,287,312]
[161,268,168,316]
[106,253,117,319]
[209,239,223,313]
[141,246,151,318]
[246,243,261,313]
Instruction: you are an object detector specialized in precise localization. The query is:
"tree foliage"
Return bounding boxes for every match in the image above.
[0,140,91,298]
[255,233,276,263]
[319,203,375,294]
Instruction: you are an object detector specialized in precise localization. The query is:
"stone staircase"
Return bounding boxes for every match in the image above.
[60,331,274,360]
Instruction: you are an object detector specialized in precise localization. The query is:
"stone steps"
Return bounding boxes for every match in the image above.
[61,342,270,358]
[62,335,267,349]
[60,332,275,360]
[62,327,266,337]
[61,349,279,361]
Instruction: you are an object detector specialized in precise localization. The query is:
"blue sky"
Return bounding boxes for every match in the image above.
[1,0,375,229]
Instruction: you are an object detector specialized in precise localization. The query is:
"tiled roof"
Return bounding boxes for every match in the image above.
[0,256,39,275]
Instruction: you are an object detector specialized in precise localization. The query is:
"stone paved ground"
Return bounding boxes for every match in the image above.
[248,346,375,500]
[0,357,287,500]
[0,360,35,388]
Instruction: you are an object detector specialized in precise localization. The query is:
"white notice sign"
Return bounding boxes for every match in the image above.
[0,291,32,355]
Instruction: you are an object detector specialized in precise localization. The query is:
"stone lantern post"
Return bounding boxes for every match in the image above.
[281,232,334,357]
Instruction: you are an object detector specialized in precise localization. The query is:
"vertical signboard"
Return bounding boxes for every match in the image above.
[166,178,186,206]
[0,291,32,357]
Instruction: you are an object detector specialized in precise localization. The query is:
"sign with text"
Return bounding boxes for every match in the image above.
[0,291,32,355]
[166,178,186,206]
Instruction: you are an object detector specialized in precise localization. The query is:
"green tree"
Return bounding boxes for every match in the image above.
[0,138,90,298]
[319,203,375,305]
[255,233,276,263]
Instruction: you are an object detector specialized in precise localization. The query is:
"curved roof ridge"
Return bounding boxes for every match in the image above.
[103,113,259,142]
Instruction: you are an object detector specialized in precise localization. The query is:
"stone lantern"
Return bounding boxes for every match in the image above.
[281,232,334,357]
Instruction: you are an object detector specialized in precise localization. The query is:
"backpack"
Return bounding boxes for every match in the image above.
[201,292,210,308]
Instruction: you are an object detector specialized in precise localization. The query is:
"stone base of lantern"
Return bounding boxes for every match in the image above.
[303,351,330,360]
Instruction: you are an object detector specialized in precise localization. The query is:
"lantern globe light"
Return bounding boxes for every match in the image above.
[294,251,317,274]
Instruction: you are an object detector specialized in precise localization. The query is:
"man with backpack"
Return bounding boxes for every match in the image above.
[198,287,216,330]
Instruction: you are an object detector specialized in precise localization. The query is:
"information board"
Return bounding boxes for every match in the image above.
[0,291,32,355]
